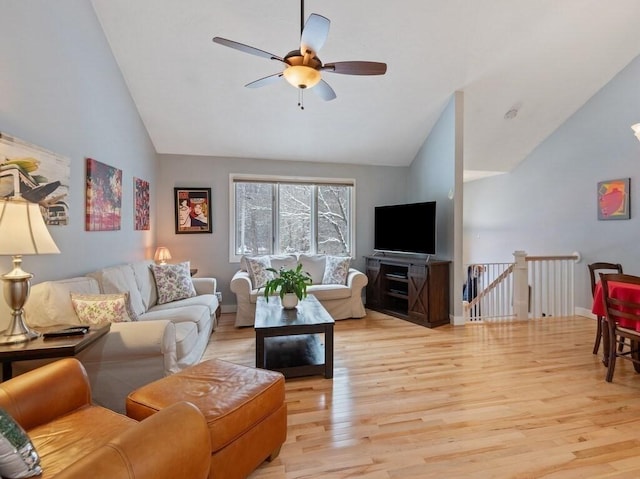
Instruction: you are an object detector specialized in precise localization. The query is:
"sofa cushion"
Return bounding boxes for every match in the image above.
[30,405,134,478]
[88,265,146,318]
[322,256,351,285]
[130,260,158,310]
[150,262,197,305]
[25,277,100,328]
[150,294,218,318]
[306,284,352,301]
[0,408,42,478]
[142,304,211,334]
[243,256,274,289]
[268,255,298,272]
[298,254,325,285]
[71,293,136,324]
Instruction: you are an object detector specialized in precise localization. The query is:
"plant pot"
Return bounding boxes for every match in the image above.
[281,293,298,309]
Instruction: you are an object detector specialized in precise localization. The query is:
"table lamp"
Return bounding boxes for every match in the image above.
[0,196,60,344]
[154,246,172,265]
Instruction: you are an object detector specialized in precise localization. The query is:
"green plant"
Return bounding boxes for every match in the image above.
[263,264,312,302]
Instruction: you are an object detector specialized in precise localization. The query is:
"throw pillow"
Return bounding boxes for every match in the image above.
[298,254,326,285]
[243,256,275,289]
[150,262,197,304]
[322,256,351,285]
[71,293,136,324]
[0,409,42,478]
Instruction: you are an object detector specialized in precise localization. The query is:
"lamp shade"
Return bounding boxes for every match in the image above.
[632,123,640,141]
[154,247,172,264]
[0,197,60,256]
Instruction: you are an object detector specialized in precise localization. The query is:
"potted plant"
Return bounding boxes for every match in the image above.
[263,264,312,309]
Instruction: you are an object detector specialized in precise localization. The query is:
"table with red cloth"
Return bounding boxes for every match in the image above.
[592,280,640,364]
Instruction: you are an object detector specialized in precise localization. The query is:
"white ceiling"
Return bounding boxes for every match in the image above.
[91,0,640,178]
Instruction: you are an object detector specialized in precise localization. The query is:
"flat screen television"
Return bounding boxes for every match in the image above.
[374,201,436,255]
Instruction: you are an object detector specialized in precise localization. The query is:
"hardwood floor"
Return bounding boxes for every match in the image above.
[203,311,640,478]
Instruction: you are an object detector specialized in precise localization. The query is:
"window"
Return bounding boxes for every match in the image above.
[230,174,355,262]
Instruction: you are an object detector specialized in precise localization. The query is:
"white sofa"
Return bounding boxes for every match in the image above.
[230,254,368,327]
[20,260,218,413]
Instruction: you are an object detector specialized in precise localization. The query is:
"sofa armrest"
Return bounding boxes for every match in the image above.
[230,270,254,299]
[0,358,91,430]
[76,321,177,412]
[77,320,176,365]
[55,401,211,479]
[346,268,368,292]
[192,277,216,296]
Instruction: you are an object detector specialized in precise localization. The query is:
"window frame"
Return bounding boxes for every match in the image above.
[229,173,356,263]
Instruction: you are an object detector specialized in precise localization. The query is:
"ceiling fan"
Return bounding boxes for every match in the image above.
[212,0,387,107]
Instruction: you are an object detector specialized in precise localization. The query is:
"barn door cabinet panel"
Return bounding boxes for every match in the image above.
[365,256,450,328]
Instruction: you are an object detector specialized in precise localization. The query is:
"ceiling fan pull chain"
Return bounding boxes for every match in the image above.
[298,89,304,110]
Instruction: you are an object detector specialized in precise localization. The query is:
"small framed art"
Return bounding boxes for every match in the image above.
[174,187,212,234]
[597,178,630,220]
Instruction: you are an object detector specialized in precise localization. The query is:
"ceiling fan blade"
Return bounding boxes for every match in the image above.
[312,80,336,101]
[322,61,387,75]
[300,14,330,55]
[245,73,284,89]
[212,37,285,63]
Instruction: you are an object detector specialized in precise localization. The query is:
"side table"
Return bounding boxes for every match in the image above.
[0,323,111,380]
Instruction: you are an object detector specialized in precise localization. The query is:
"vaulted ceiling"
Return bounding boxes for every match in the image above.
[91,1,640,180]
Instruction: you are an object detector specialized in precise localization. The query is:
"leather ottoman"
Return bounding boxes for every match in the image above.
[126,359,287,479]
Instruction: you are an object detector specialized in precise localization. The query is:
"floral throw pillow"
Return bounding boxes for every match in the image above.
[151,262,197,305]
[71,293,136,324]
[244,256,275,289]
[0,408,42,478]
[322,256,351,285]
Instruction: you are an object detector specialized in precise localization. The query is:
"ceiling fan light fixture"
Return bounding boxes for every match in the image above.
[283,65,321,89]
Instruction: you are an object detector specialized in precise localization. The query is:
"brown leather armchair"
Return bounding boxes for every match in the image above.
[0,358,211,479]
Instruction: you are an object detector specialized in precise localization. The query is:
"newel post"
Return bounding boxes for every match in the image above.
[513,250,529,320]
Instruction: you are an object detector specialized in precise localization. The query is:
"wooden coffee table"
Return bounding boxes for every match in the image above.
[255,295,334,379]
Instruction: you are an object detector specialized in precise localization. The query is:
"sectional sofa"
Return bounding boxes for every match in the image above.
[20,260,218,413]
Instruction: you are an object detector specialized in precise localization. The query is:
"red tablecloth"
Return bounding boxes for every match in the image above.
[592,280,640,330]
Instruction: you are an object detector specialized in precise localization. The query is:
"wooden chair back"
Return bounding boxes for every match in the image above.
[588,262,623,295]
[600,273,640,382]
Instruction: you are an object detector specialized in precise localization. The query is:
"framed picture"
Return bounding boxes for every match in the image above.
[174,187,212,234]
[0,131,71,226]
[134,177,150,230]
[85,158,122,231]
[598,178,630,220]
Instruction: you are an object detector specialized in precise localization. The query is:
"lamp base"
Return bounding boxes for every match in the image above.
[1,255,39,345]
[0,328,39,345]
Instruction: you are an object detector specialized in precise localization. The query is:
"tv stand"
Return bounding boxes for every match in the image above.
[365,255,450,328]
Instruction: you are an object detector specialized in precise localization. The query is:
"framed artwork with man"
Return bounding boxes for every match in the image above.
[174,187,212,234]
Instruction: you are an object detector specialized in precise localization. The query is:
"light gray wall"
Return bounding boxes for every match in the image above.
[156,155,408,311]
[408,92,464,318]
[464,53,640,312]
[0,0,158,286]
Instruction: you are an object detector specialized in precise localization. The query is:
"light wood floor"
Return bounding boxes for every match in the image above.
[203,311,640,479]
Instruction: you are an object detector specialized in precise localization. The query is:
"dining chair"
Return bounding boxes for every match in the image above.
[600,273,640,382]
[588,262,623,355]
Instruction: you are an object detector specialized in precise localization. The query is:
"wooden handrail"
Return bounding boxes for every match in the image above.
[465,263,514,311]
[525,254,579,262]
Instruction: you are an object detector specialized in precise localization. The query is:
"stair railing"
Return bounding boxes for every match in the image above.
[464,251,580,322]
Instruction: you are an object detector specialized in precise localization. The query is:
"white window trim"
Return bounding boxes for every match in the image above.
[229,173,356,263]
